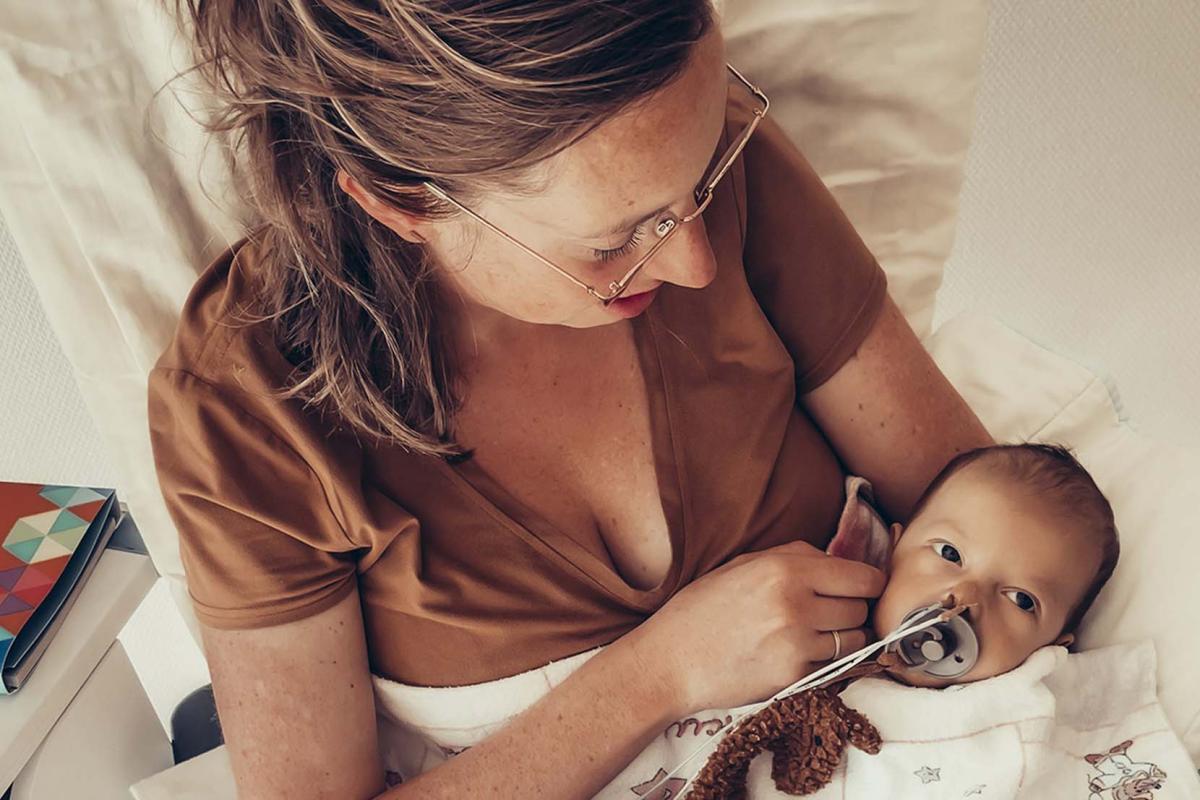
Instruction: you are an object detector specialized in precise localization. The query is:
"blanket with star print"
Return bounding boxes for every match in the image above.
[601,640,1199,799]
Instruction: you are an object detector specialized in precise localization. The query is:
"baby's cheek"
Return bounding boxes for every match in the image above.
[871,585,905,640]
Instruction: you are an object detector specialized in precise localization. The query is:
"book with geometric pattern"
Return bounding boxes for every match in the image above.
[0,482,121,695]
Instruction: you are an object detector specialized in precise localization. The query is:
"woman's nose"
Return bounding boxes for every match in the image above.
[642,217,717,290]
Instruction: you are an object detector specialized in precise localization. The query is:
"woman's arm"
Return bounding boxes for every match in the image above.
[391,539,883,798]
[204,583,678,800]
[202,587,385,799]
[386,640,677,799]
[206,539,885,798]
[801,295,993,522]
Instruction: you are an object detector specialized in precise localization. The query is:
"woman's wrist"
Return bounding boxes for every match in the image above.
[598,626,689,723]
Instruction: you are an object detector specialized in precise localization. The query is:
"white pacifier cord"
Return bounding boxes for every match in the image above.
[632,604,949,799]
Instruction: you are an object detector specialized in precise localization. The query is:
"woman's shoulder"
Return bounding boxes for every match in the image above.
[152,231,305,417]
[148,230,344,469]
[146,234,370,630]
[725,79,761,127]
[698,80,888,396]
[156,231,282,381]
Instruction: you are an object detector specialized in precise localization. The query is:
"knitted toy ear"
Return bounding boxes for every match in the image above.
[826,476,893,573]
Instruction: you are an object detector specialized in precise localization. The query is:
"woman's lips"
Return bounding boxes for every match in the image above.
[609,286,660,318]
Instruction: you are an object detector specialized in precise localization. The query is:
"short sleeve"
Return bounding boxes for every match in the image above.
[735,96,888,394]
[147,367,361,630]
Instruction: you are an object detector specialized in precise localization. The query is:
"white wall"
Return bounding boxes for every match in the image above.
[0,220,119,489]
[936,0,1200,448]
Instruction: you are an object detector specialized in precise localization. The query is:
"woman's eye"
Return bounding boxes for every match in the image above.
[931,542,962,565]
[1003,589,1038,613]
[592,225,646,263]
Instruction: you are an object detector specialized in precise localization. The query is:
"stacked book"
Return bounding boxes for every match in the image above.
[0,481,132,695]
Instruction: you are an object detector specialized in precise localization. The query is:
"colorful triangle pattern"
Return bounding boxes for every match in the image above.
[0,482,113,655]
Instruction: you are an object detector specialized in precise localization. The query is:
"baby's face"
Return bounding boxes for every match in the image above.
[873,464,1100,688]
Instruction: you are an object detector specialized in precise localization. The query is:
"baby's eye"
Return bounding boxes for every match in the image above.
[1003,589,1037,613]
[931,542,962,565]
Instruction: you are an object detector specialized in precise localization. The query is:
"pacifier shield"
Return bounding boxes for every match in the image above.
[891,605,979,679]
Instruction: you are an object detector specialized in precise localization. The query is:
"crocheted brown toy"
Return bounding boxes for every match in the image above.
[684,660,888,800]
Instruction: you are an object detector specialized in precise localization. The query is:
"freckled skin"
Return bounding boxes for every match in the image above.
[873,464,1097,688]
[347,29,731,343]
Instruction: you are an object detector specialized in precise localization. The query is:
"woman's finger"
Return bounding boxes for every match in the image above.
[809,557,887,600]
[816,627,869,662]
[807,597,869,632]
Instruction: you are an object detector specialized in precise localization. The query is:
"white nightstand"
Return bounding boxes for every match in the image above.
[1,527,167,799]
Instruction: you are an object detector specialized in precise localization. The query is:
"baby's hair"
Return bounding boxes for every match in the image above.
[909,443,1119,638]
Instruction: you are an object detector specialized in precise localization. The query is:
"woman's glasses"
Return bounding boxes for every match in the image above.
[423,63,769,306]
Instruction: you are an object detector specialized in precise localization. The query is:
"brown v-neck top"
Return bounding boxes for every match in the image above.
[147,89,887,687]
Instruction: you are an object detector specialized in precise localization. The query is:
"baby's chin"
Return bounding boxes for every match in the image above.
[882,664,973,689]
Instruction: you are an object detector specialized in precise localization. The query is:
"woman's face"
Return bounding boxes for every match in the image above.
[402,29,731,330]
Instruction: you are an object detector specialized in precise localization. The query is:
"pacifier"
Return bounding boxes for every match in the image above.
[887,601,980,679]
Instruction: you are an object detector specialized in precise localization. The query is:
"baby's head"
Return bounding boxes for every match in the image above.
[872,443,1120,688]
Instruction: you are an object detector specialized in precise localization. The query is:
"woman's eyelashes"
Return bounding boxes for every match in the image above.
[592,224,646,262]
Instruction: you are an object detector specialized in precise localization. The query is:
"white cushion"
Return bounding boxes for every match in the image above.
[722,0,990,337]
[927,313,1200,759]
[0,0,249,647]
[0,0,989,651]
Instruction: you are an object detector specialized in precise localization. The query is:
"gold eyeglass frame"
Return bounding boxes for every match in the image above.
[422,63,770,306]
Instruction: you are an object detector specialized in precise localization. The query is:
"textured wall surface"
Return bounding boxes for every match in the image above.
[936,0,1200,447]
[0,217,119,488]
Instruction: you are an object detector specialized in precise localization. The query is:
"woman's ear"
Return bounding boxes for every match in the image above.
[336,170,427,244]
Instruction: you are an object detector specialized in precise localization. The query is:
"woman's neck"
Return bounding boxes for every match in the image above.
[441,289,617,375]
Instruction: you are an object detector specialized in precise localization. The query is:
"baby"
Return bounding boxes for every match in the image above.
[604,443,1135,800]
[831,441,1120,688]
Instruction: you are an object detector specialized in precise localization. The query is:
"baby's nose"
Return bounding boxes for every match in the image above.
[945,579,982,610]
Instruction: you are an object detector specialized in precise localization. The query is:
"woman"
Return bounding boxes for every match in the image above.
[149,1,991,797]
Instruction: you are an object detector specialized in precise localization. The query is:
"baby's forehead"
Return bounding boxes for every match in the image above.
[919,467,1100,588]
[934,460,1068,518]
[933,466,1084,539]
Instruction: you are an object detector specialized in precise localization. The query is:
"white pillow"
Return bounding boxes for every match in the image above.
[0,1,987,650]
[722,0,990,338]
[927,313,1200,761]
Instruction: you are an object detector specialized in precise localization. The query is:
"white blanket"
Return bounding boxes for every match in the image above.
[370,641,1200,799]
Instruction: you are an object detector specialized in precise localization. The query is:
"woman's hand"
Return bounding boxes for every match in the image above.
[618,539,885,715]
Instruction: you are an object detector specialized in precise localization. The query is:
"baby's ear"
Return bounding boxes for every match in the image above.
[1054,633,1076,649]
[826,476,895,574]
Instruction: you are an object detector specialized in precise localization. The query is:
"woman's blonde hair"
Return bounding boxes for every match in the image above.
[175,0,715,457]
